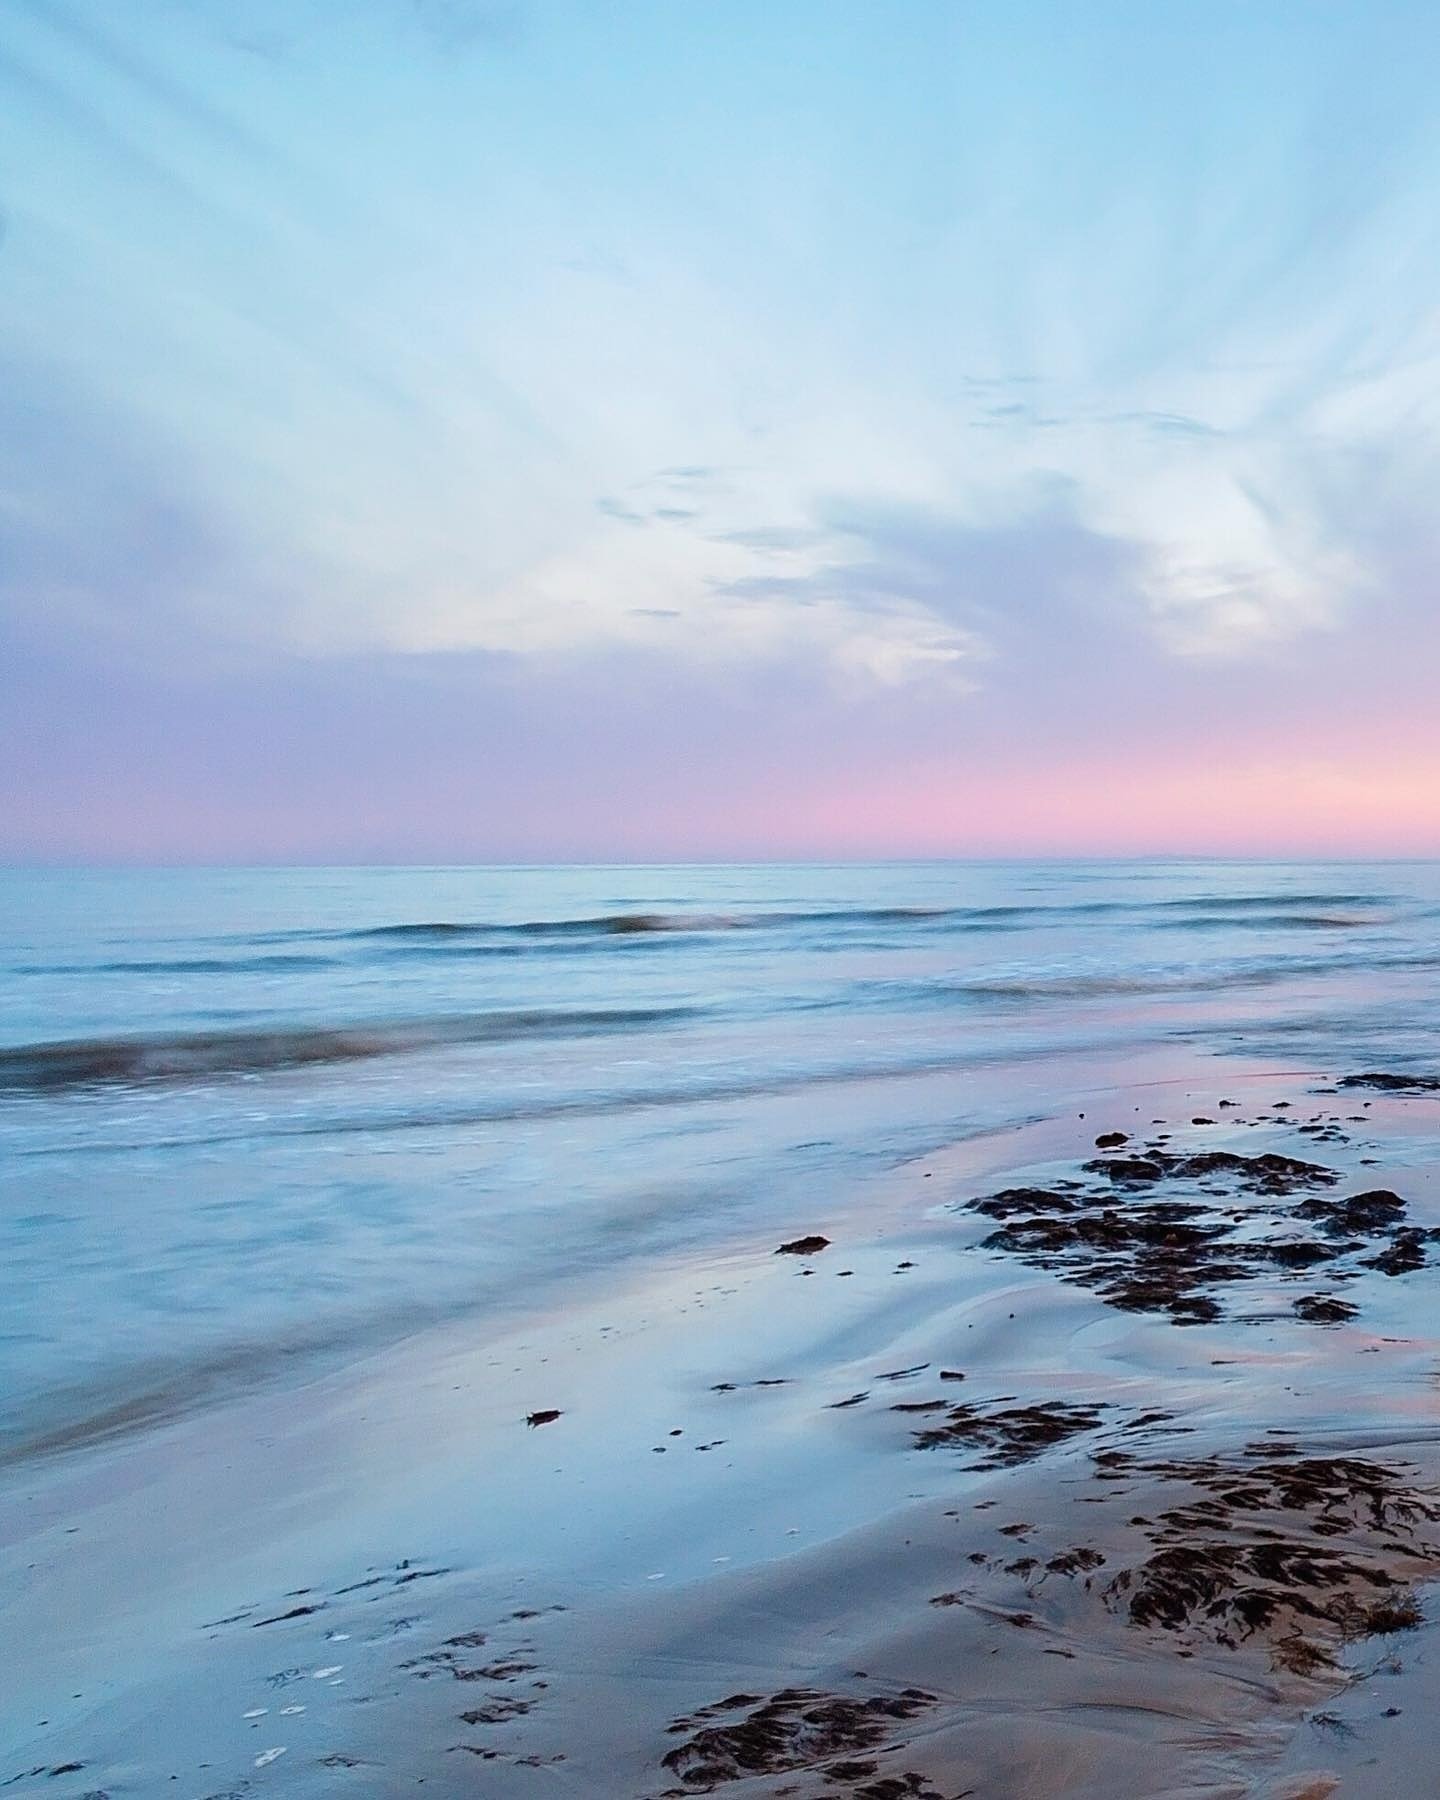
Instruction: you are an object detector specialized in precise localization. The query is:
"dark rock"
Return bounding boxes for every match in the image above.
[1295,1189,1407,1234]
[1363,1229,1430,1276]
[1293,1294,1359,1324]
[776,1235,830,1256]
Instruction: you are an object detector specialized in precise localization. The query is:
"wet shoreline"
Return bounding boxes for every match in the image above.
[6,1062,1440,1795]
[12,861,1440,1475]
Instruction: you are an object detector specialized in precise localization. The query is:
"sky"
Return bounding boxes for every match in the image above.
[3,0,1440,861]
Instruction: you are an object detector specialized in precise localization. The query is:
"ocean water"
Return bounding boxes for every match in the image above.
[3,859,1439,1461]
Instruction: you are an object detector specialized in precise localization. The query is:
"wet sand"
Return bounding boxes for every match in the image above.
[7,1060,1440,1796]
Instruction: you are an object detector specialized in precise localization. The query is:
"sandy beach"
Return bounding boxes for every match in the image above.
[8,1051,1440,1797]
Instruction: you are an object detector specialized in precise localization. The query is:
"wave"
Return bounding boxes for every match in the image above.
[0,1006,696,1093]
[25,954,341,976]
[854,944,1440,1008]
[347,906,959,942]
[355,913,743,940]
[321,893,1398,947]
[1150,892,1392,911]
[12,904,1382,983]
[1151,912,1369,931]
[9,1031,1141,1162]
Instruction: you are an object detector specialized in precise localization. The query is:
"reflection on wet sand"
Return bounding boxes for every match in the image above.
[8,1070,1440,1795]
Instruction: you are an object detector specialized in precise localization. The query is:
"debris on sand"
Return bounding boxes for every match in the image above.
[660,1685,935,1788]
[1339,1072,1440,1093]
[1293,1188,1406,1233]
[1292,1294,1358,1324]
[1098,1447,1440,1672]
[909,1400,1107,1466]
[252,1603,326,1628]
[776,1235,831,1256]
[968,1151,1434,1326]
[1080,1149,1338,1195]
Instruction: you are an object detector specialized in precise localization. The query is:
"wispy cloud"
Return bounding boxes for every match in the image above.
[408,0,525,54]
[5,0,1440,853]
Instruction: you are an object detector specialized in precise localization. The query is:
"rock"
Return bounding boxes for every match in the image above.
[776,1235,830,1256]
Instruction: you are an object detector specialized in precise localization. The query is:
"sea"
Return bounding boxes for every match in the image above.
[4,859,1439,1463]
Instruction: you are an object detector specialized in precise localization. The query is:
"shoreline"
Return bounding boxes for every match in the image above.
[0,1046,1345,1473]
[6,1059,1440,1795]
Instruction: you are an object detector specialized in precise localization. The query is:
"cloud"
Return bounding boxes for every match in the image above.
[595,497,647,524]
[0,357,304,667]
[714,525,827,554]
[656,465,724,484]
[1105,410,1224,439]
[8,0,1440,854]
[970,401,1067,427]
[407,0,524,53]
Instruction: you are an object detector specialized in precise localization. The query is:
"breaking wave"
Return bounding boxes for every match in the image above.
[0,1005,697,1092]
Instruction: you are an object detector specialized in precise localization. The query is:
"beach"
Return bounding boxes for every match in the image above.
[6,866,1440,1795]
[12,0,1440,1787]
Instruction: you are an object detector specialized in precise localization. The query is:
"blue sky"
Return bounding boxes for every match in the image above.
[4,1,1440,858]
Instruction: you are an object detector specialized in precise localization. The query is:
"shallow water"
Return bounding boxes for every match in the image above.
[4,859,1439,1457]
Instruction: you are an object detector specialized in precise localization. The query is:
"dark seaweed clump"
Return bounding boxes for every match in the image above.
[1097,1447,1440,1670]
[1292,1293,1358,1324]
[969,1148,1436,1326]
[1339,1071,1440,1093]
[660,1686,936,1791]
[1080,1148,1338,1195]
[908,1400,1107,1466]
